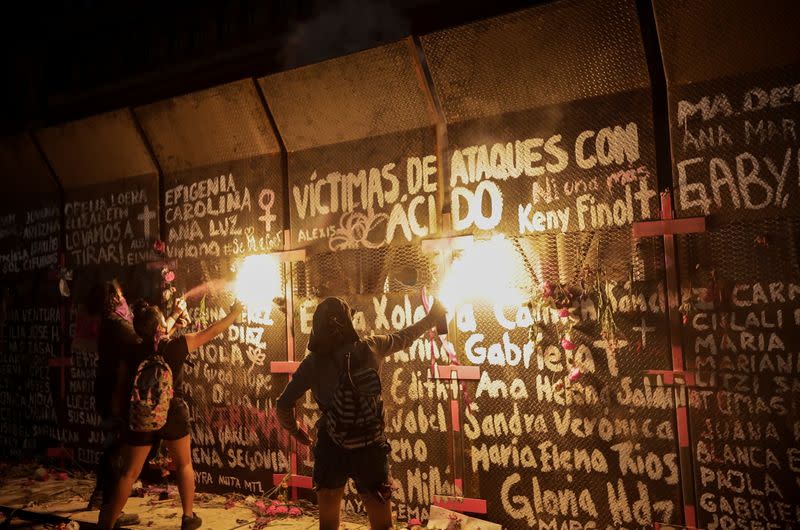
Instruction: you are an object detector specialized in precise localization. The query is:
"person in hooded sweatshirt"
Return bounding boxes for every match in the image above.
[276,296,447,530]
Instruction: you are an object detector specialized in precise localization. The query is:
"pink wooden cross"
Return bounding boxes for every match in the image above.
[633,191,705,529]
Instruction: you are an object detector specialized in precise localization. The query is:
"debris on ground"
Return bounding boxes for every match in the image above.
[0,462,371,529]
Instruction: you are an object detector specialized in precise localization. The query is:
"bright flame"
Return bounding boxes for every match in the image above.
[437,235,527,312]
[234,254,282,313]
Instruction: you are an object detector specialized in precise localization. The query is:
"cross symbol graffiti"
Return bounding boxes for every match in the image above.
[632,317,656,347]
[137,205,156,240]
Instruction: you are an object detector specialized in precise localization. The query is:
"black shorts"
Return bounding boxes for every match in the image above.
[312,429,391,494]
[126,398,190,446]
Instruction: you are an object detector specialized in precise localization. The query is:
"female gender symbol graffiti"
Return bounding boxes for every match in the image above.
[258,189,276,232]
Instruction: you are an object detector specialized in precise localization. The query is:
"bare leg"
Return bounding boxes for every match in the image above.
[316,487,345,530]
[98,444,151,528]
[360,492,392,530]
[164,435,194,517]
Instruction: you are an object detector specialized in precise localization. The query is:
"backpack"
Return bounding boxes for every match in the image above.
[324,348,384,449]
[129,348,173,432]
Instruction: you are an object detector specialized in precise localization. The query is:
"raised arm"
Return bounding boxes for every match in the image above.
[183,301,243,353]
[365,298,447,357]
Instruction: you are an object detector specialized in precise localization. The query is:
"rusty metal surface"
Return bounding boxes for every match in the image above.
[34,109,156,189]
[259,41,433,152]
[420,0,649,124]
[135,79,280,173]
[653,0,800,85]
[0,134,57,197]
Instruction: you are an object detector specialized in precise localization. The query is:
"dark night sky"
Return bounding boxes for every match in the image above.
[0,0,543,134]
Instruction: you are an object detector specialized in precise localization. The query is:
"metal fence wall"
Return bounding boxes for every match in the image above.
[654,1,800,528]
[0,1,798,528]
[135,80,289,495]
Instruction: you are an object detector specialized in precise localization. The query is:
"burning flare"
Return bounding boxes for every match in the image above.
[437,235,527,311]
[234,254,282,313]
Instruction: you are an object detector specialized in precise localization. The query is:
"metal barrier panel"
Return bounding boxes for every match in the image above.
[0,134,62,463]
[422,1,682,528]
[136,79,289,495]
[655,0,800,528]
[30,110,162,470]
[35,110,157,189]
[0,134,60,275]
[259,42,432,153]
[262,41,451,515]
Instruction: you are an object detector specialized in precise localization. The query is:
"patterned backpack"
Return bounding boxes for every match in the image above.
[324,348,384,449]
[129,348,173,432]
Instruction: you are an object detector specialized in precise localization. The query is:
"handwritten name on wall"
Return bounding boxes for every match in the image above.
[0,204,59,273]
[292,284,679,528]
[65,186,156,267]
[449,289,679,529]
[291,153,440,251]
[450,121,658,236]
[673,77,800,219]
[684,281,800,529]
[178,290,290,494]
[0,305,62,460]
[165,163,283,260]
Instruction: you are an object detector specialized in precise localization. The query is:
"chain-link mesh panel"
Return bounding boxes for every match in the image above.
[677,215,800,529]
[665,67,800,222]
[159,152,287,495]
[0,193,60,275]
[163,157,285,259]
[259,41,432,152]
[440,88,660,243]
[63,177,160,269]
[293,244,438,298]
[420,0,649,124]
[170,257,291,495]
[285,128,438,253]
[678,216,800,286]
[135,80,280,173]
[653,0,800,86]
[451,229,678,529]
[508,228,667,287]
[0,270,62,462]
[288,224,679,526]
[658,2,800,523]
[35,109,156,188]
[0,133,57,196]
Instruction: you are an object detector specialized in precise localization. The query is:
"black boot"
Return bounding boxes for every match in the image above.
[181,513,202,530]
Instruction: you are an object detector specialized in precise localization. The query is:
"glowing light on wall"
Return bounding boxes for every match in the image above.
[234,254,282,313]
[437,235,527,311]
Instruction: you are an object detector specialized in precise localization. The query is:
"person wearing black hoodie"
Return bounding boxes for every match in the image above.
[276,296,446,530]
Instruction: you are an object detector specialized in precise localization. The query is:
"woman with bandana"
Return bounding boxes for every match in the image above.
[89,280,187,517]
[99,299,243,530]
[276,296,447,530]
